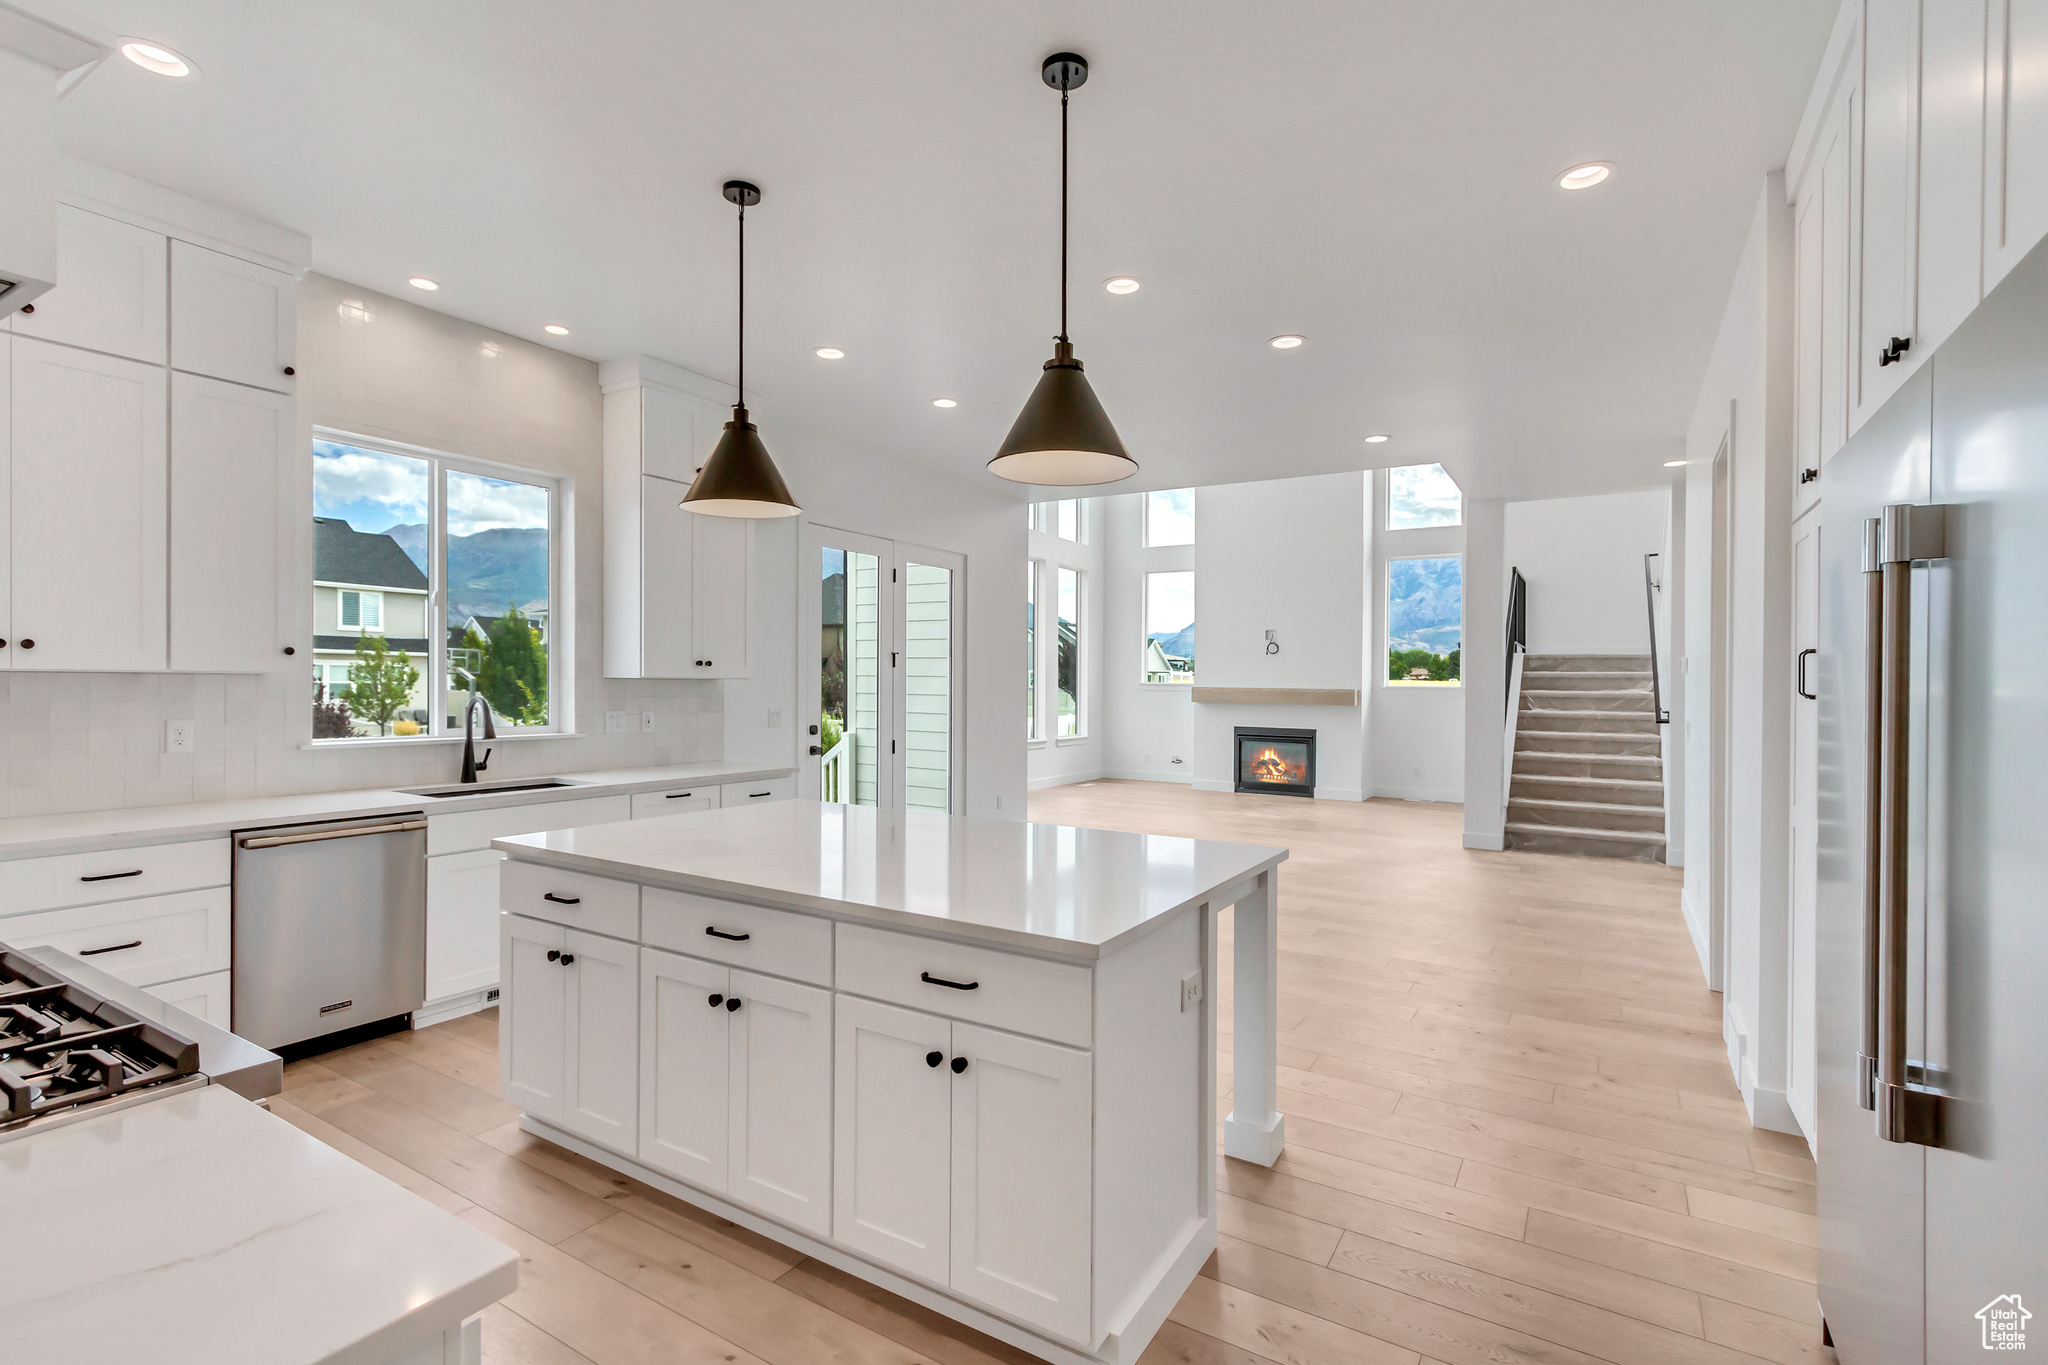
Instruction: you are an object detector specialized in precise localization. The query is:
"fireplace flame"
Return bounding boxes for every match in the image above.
[1249,747,1305,784]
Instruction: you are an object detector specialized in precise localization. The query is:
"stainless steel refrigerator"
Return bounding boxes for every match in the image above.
[1818,235,2048,1360]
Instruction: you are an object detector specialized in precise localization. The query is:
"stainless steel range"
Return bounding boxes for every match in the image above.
[0,943,281,1144]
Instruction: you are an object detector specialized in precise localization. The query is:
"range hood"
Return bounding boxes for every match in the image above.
[0,1,112,316]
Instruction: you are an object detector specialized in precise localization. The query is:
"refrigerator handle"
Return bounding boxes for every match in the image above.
[1858,519,1882,1112]
[1871,503,1949,1147]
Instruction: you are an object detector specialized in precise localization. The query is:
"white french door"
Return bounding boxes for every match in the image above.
[800,525,965,814]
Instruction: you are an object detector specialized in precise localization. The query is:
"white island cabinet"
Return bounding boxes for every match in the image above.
[495,799,1288,1365]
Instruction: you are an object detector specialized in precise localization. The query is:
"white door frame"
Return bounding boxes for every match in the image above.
[800,524,898,809]
[896,543,967,815]
[1708,433,1733,994]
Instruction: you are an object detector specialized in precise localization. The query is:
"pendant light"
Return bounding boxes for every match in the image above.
[989,53,1136,487]
[682,180,802,518]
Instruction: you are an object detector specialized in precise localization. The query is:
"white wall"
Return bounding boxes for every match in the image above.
[1503,490,1671,655]
[1679,174,1798,1134]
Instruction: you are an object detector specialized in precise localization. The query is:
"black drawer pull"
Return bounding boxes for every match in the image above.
[80,869,144,883]
[705,927,751,942]
[560,952,576,965]
[726,996,741,1011]
[543,893,581,905]
[665,791,696,799]
[80,940,141,956]
[951,1055,969,1074]
[748,791,771,799]
[546,949,561,962]
[926,1050,943,1068]
[708,993,724,1007]
[920,971,979,991]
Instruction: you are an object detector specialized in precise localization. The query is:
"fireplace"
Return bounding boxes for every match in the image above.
[1234,727,1316,798]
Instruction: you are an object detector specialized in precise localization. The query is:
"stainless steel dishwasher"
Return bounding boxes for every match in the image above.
[232,814,428,1051]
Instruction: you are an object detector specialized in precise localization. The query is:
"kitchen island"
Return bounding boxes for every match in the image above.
[494,799,1288,1365]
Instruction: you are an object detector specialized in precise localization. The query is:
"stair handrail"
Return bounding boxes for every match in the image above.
[1504,567,1527,719]
[1643,553,1670,724]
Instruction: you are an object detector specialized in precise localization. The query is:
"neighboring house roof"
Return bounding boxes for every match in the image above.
[315,635,431,654]
[454,606,547,646]
[314,518,429,591]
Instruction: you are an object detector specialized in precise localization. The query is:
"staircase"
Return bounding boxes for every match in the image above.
[1505,654,1667,861]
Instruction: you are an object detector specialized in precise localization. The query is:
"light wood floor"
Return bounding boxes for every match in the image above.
[277,781,1824,1365]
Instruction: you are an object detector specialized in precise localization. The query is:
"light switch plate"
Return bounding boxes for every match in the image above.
[164,720,194,754]
[767,709,784,728]
[640,710,656,733]
[1180,971,1203,1013]
[605,711,629,733]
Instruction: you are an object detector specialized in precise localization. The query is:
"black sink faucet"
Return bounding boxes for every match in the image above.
[461,695,495,784]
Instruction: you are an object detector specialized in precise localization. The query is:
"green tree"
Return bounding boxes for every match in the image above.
[474,602,548,726]
[350,635,420,735]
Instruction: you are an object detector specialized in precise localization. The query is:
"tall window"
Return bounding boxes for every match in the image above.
[1144,489,1195,546]
[1057,566,1081,736]
[1143,571,1195,683]
[1387,556,1462,685]
[1056,499,1080,542]
[1387,463,1463,530]
[313,433,560,741]
[1025,560,1040,739]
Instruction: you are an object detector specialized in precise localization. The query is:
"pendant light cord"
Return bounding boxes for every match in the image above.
[736,198,746,406]
[1059,86,1069,343]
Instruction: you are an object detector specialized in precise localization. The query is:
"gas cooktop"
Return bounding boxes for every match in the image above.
[0,949,204,1137]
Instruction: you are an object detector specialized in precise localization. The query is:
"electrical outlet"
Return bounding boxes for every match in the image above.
[640,710,656,733]
[1180,971,1203,1013]
[605,711,629,733]
[767,709,784,728]
[164,720,194,754]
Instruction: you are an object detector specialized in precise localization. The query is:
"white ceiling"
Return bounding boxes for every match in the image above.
[50,1,1836,503]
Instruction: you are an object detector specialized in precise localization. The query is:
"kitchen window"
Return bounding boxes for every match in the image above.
[1057,566,1082,736]
[312,431,563,742]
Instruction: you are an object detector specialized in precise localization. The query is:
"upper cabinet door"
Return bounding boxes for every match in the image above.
[833,994,954,1284]
[1855,0,1923,430]
[691,515,751,678]
[0,336,10,660]
[727,969,831,1235]
[169,373,295,672]
[639,382,724,484]
[561,928,639,1152]
[639,475,697,678]
[1986,0,2048,289]
[638,947,730,1189]
[949,1024,1093,1343]
[9,337,168,671]
[1916,0,1989,356]
[12,206,167,364]
[170,240,296,393]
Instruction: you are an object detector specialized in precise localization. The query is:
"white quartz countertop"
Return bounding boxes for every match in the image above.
[0,1084,517,1365]
[0,759,793,859]
[497,799,1286,958]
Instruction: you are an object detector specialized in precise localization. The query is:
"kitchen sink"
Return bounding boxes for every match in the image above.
[396,778,586,799]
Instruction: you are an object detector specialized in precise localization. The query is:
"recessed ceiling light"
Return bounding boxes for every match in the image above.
[543,324,570,336]
[932,398,958,408]
[1364,434,1391,444]
[408,277,440,292]
[1104,277,1141,295]
[120,39,196,78]
[1558,163,1613,191]
[815,347,845,360]
[1269,335,1305,349]
[1664,459,1688,467]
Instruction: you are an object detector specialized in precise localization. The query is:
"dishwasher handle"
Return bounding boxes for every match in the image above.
[239,818,428,849]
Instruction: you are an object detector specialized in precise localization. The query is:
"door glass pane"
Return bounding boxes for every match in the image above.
[447,469,553,729]
[821,546,881,805]
[1058,567,1080,736]
[904,563,952,812]
[313,440,430,738]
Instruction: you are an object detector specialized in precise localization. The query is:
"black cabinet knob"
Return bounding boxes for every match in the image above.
[19,303,33,314]
[708,993,723,1007]
[283,365,296,376]
[951,1055,968,1074]
[19,639,33,649]
[560,952,575,965]
[726,996,742,1011]
[546,949,560,962]
[0,640,8,648]
[283,646,296,655]
[926,1050,943,1068]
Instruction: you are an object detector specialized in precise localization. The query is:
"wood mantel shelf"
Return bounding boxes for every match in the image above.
[1189,686,1361,706]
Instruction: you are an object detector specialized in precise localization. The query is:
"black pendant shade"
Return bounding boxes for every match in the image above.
[990,52,1135,487]
[683,180,802,518]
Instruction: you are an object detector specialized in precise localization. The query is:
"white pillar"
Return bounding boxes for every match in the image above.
[1462,496,1507,850]
[1222,869,1285,1165]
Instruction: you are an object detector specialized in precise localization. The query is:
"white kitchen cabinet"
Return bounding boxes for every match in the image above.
[1916,0,1989,358]
[149,969,231,1027]
[1854,0,1921,428]
[560,927,639,1151]
[8,335,167,671]
[691,513,751,675]
[169,240,296,393]
[1793,72,1854,516]
[1986,0,2048,289]
[10,205,166,364]
[639,947,731,1188]
[727,969,832,1235]
[425,849,507,1004]
[0,335,8,653]
[500,914,567,1121]
[169,373,295,672]
[949,1023,1093,1342]
[833,994,955,1284]
[719,775,795,809]
[630,787,718,817]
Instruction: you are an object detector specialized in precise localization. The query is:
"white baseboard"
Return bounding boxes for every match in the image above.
[1103,768,1193,785]
[1746,1084,1804,1137]
[1680,885,1712,986]
[1462,832,1506,851]
[1191,779,1233,794]
[415,989,497,1029]
[1028,768,1106,791]
[1369,786,1463,804]
[1311,786,1363,802]
[1665,843,1685,868]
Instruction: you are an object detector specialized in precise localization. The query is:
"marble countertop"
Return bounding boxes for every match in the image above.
[497,799,1286,958]
[0,1084,517,1365]
[0,759,794,859]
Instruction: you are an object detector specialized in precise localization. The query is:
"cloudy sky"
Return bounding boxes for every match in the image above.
[1388,463,1463,530]
[314,440,548,537]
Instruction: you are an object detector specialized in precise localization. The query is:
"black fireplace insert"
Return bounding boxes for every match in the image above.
[1234,727,1316,798]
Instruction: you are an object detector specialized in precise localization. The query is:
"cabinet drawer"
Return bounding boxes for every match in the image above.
[0,838,229,914]
[719,775,794,808]
[631,788,718,817]
[1,888,230,988]
[430,794,632,855]
[836,924,1091,1049]
[500,860,638,940]
[148,969,231,1027]
[643,888,832,986]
